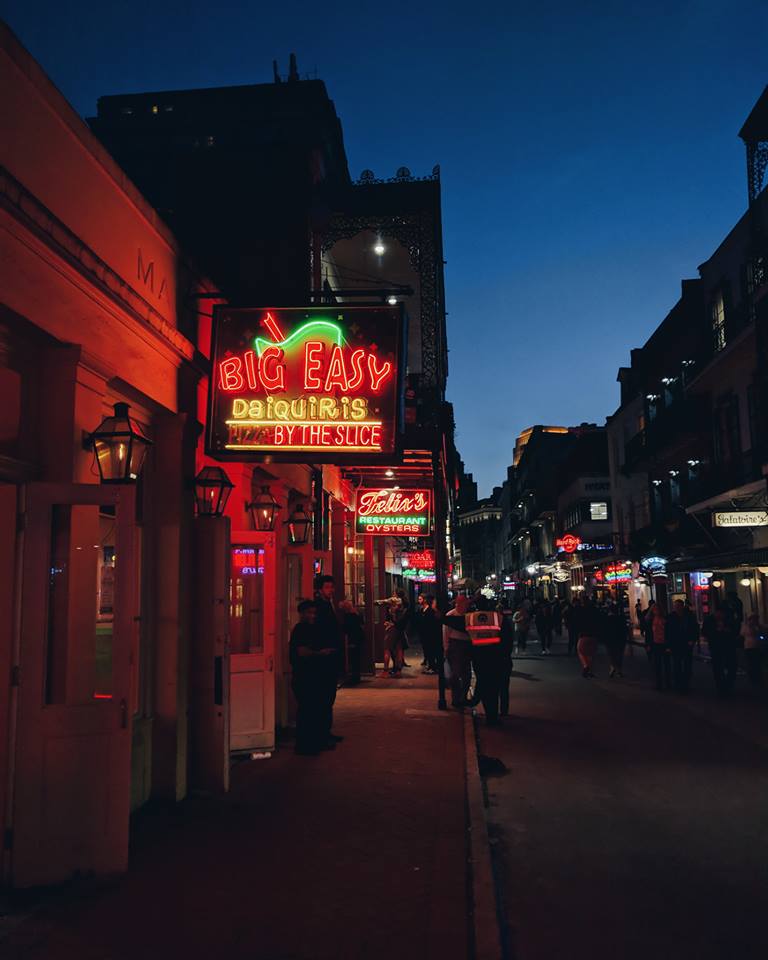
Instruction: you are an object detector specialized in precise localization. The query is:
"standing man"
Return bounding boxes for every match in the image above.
[702,607,738,697]
[314,575,344,743]
[443,595,472,708]
[465,600,504,726]
[417,593,442,674]
[667,600,699,693]
[289,601,337,755]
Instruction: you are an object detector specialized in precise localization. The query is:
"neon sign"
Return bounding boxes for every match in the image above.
[355,488,432,536]
[207,306,403,462]
[403,550,435,569]
[402,567,436,582]
[233,547,265,575]
[556,534,581,554]
[604,562,632,583]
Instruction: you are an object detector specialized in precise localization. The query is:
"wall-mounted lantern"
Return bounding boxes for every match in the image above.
[286,503,313,545]
[247,485,279,532]
[194,466,234,517]
[89,402,152,484]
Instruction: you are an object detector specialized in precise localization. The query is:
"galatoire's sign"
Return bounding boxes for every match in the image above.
[207,306,404,462]
[355,488,432,536]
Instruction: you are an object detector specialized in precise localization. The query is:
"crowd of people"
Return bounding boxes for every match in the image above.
[289,575,767,751]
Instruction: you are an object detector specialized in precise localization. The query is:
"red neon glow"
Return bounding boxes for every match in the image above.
[404,550,435,568]
[304,342,325,390]
[367,354,393,392]
[262,311,284,342]
[93,693,113,700]
[556,534,581,554]
[219,356,244,392]
[324,344,350,392]
[244,350,259,389]
[259,347,286,392]
[357,489,430,517]
[347,349,366,390]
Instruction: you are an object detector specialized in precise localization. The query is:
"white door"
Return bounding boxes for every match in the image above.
[229,533,275,752]
[12,483,136,886]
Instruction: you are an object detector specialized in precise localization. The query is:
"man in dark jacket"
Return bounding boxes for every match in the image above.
[314,575,344,742]
[667,600,699,692]
[290,601,338,755]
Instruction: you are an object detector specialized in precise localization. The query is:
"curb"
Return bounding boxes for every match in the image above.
[464,711,503,960]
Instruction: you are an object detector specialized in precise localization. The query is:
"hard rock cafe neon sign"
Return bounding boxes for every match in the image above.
[556,534,581,554]
[206,306,403,461]
[355,488,432,536]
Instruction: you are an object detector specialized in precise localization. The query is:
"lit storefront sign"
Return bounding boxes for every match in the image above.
[355,488,432,536]
[207,306,404,462]
[233,547,265,575]
[641,555,667,574]
[556,534,581,554]
[603,562,632,583]
[402,567,436,582]
[403,550,435,569]
[713,511,768,527]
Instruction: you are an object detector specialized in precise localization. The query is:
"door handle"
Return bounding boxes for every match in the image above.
[268,656,274,673]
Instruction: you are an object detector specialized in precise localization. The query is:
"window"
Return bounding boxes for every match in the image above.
[713,394,741,465]
[711,292,726,352]
[590,501,608,521]
[151,104,159,114]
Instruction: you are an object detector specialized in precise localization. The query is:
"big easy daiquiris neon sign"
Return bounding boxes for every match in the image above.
[206,306,404,462]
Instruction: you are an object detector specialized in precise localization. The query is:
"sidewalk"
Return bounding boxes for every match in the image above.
[3,673,471,960]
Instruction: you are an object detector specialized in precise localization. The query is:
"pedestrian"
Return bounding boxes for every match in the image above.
[499,603,515,716]
[417,593,443,674]
[741,613,764,687]
[667,600,699,693]
[642,600,656,663]
[635,599,645,633]
[535,602,553,654]
[648,601,672,691]
[443,595,472,709]
[702,607,738,697]
[552,598,563,638]
[604,602,628,678]
[314,575,344,741]
[289,600,338,755]
[465,599,504,725]
[563,599,579,655]
[513,603,531,652]
[379,594,407,677]
[395,588,413,667]
[575,596,602,678]
[339,599,364,685]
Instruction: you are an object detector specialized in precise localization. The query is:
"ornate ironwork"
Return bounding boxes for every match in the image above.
[746,140,768,204]
[320,208,442,395]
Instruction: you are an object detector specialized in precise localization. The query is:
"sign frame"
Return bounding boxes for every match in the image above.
[712,510,768,528]
[206,304,406,464]
[355,487,432,537]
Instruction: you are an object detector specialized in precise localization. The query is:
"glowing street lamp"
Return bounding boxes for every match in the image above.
[89,402,152,484]
[286,503,313,545]
[247,485,279,532]
[194,466,234,517]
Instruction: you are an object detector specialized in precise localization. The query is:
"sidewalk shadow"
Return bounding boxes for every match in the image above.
[510,671,543,682]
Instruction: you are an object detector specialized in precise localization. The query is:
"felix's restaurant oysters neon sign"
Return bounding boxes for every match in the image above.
[355,488,432,536]
[207,306,403,461]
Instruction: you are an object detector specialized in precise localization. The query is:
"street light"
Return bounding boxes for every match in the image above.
[247,485,279,531]
[88,402,152,483]
[286,503,313,545]
[194,466,234,517]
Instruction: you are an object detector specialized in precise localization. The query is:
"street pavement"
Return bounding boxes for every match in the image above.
[2,669,468,960]
[476,634,768,960]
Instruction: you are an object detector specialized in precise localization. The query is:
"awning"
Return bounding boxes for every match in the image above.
[666,547,768,573]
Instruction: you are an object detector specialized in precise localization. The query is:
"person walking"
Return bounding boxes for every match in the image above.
[443,595,472,709]
[314,575,344,742]
[604,602,628,678]
[535,602,553,654]
[552,598,563,639]
[379,594,407,677]
[702,607,738,697]
[563,599,579,655]
[648,601,672,691]
[339,599,364,685]
[741,613,764,687]
[499,603,515,716]
[465,600,504,725]
[395,588,413,668]
[667,600,699,693]
[418,594,443,674]
[513,603,531,653]
[575,597,602,678]
[642,600,656,663]
[289,600,338,755]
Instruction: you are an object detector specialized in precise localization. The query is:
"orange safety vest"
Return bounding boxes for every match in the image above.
[465,611,502,646]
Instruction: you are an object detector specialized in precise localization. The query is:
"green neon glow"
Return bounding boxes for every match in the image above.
[254,319,345,356]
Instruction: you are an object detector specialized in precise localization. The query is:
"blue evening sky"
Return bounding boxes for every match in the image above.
[3,1,767,495]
